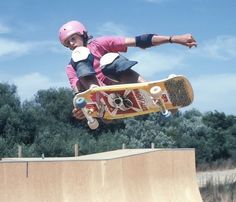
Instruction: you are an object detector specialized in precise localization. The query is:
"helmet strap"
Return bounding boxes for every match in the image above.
[82,32,89,46]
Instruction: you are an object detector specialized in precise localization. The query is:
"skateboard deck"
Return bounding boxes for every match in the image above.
[73,75,194,122]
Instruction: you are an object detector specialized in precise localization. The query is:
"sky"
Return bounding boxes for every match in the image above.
[0,0,236,115]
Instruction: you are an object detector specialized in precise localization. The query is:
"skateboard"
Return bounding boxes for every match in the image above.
[73,74,194,129]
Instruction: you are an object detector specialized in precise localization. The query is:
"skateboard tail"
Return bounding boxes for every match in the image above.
[162,76,194,107]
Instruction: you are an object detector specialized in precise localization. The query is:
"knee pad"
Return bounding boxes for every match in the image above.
[100,53,137,81]
[70,47,96,78]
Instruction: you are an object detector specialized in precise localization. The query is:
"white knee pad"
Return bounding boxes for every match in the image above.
[100,53,120,69]
[72,47,90,62]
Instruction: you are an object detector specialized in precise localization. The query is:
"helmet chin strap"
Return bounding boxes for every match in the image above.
[82,32,88,46]
[82,32,93,46]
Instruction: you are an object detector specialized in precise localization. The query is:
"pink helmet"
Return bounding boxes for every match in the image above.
[59,20,87,46]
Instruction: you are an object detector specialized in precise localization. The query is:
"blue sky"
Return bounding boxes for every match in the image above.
[0,0,236,115]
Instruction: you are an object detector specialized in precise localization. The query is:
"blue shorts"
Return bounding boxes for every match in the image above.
[101,54,137,81]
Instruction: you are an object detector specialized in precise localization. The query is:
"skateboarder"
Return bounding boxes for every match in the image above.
[58,20,197,120]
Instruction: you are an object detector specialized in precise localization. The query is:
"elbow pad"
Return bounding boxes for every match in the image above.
[135,34,155,48]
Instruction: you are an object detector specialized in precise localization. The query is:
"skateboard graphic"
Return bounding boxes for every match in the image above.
[73,75,194,129]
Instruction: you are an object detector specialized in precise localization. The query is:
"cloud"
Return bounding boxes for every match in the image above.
[0,37,62,58]
[128,50,185,79]
[190,74,236,115]
[0,23,11,34]
[0,21,63,57]
[10,72,68,101]
[96,22,129,36]
[0,38,33,57]
[197,35,236,60]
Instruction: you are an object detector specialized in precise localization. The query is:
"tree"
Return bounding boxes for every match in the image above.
[203,111,235,130]
[34,87,74,123]
[0,83,22,146]
[225,124,236,161]
[0,83,21,110]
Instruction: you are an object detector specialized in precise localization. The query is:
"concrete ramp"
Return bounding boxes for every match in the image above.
[0,149,202,202]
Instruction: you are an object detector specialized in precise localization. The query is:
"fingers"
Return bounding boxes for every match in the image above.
[72,108,85,120]
[187,35,197,48]
[175,34,197,48]
[188,42,197,49]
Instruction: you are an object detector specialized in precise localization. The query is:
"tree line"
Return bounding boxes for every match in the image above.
[0,82,236,165]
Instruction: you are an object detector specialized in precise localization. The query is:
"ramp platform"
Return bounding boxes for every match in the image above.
[0,149,202,202]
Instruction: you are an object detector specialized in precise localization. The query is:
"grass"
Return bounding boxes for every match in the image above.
[200,178,236,202]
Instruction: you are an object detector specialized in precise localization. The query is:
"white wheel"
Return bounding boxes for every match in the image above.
[75,97,86,109]
[168,74,177,79]
[90,84,99,89]
[161,110,173,120]
[150,86,162,98]
[162,110,171,117]
[88,119,99,130]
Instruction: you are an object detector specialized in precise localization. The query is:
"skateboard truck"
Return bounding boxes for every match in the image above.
[75,97,99,130]
[107,93,133,111]
[150,86,171,118]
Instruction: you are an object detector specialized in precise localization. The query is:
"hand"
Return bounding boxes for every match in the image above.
[72,108,85,120]
[172,34,197,48]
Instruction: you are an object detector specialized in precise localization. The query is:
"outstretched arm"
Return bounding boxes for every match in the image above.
[125,33,197,49]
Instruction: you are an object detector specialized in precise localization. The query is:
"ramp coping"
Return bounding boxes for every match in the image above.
[0,148,194,163]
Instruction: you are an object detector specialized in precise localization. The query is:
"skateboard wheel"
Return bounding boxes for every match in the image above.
[75,97,87,109]
[90,84,99,89]
[150,86,162,98]
[168,74,177,78]
[88,119,99,130]
[161,110,172,119]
